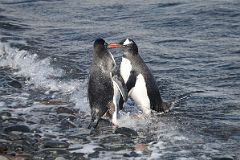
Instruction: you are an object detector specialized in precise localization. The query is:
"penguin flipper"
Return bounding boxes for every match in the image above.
[112,75,128,101]
[118,96,124,110]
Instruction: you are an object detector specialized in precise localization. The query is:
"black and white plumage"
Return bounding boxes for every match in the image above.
[111,38,171,114]
[88,38,127,129]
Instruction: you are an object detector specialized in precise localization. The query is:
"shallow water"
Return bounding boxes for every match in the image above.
[0,0,240,159]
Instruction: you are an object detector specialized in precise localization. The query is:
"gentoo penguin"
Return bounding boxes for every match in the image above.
[109,38,171,114]
[88,38,127,129]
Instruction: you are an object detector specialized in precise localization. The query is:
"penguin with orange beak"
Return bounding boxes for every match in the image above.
[108,39,171,115]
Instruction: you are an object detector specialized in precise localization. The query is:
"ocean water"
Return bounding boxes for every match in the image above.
[0,0,240,159]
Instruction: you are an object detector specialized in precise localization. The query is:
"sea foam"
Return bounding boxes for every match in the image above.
[0,42,89,113]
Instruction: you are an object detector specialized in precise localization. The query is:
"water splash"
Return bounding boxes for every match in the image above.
[0,42,80,92]
[0,42,90,114]
[69,79,90,113]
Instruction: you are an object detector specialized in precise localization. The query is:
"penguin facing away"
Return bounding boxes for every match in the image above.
[109,38,171,114]
[88,38,127,129]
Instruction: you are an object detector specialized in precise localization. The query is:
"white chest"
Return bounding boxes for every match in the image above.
[120,57,132,83]
[129,74,151,114]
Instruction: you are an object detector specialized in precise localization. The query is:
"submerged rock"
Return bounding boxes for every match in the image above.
[88,151,99,158]
[7,80,22,89]
[5,153,33,160]
[89,119,113,136]
[55,157,66,160]
[96,119,112,128]
[0,111,11,120]
[115,127,138,137]
[60,119,77,129]
[212,155,235,160]
[56,107,77,115]
[37,148,70,159]
[43,140,70,149]
[57,113,76,121]
[123,151,140,157]
[2,117,25,124]
[3,125,31,133]
[70,153,85,160]
[0,141,8,154]
[40,100,68,105]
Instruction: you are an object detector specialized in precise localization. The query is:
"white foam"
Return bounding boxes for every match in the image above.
[117,113,147,128]
[0,101,6,107]
[69,79,90,114]
[69,143,99,155]
[0,43,79,92]
[0,42,90,114]
[14,102,55,113]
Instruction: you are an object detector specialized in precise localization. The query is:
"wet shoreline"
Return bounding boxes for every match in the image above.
[0,95,151,160]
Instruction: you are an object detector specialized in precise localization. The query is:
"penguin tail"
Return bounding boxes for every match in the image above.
[162,91,203,113]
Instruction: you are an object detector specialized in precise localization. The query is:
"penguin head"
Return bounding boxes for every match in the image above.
[94,38,123,52]
[119,38,138,54]
[120,38,134,46]
[93,38,108,51]
[93,38,116,69]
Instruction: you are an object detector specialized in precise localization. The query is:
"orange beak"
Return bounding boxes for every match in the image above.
[107,43,123,49]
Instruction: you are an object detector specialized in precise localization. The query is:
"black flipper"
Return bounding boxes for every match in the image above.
[118,70,138,110]
[125,70,137,91]
[118,96,124,110]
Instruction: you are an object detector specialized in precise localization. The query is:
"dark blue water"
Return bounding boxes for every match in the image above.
[0,0,240,159]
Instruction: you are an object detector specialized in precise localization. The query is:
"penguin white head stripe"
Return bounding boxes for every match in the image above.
[123,38,133,45]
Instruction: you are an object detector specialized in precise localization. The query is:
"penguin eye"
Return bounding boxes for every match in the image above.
[104,42,108,47]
